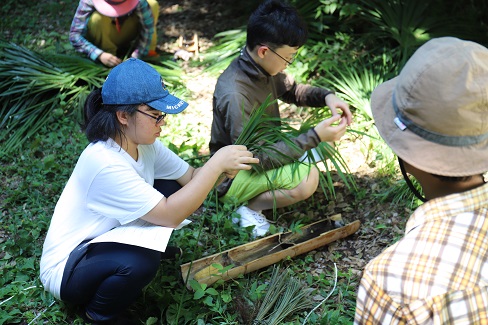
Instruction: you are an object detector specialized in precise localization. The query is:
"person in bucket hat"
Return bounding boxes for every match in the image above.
[40,59,259,324]
[69,0,160,68]
[355,37,488,324]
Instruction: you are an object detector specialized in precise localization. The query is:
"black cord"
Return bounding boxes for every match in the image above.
[398,157,427,202]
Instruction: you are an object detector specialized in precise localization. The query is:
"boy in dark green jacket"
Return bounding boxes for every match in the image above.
[210,0,352,237]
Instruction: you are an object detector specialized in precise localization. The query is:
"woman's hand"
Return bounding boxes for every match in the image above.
[211,145,259,179]
[141,145,259,227]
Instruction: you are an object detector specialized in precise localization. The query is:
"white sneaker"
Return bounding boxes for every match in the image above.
[234,206,270,237]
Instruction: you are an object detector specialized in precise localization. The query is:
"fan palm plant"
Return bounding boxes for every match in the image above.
[316,55,396,125]
[311,39,429,206]
[201,28,246,76]
[360,0,434,63]
[0,41,184,155]
[357,0,482,67]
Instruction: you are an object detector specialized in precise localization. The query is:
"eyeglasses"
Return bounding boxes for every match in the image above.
[260,44,295,65]
[136,109,167,124]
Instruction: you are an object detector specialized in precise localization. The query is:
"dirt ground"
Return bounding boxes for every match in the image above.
[156,0,409,283]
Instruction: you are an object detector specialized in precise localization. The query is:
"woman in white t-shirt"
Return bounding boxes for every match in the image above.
[39,58,258,324]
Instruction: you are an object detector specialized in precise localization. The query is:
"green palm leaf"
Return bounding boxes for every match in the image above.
[315,57,394,124]
[235,95,356,200]
[0,40,184,154]
[201,29,246,76]
[358,0,467,66]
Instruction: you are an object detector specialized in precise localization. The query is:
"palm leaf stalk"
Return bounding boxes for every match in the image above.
[254,266,314,325]
[0,40,184,155]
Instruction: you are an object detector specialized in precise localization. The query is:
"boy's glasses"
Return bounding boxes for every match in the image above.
[136,109,167,125]
[260,44,295,65]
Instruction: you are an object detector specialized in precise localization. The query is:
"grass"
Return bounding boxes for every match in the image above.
[3,0,479,323]
[1,114,88,324]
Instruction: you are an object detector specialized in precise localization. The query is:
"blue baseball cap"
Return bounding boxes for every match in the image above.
[102,58,188,114]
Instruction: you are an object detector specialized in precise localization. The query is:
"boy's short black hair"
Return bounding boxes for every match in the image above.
[246,0,308,50]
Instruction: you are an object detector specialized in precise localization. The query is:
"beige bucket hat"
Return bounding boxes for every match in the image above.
[371,37,488,177]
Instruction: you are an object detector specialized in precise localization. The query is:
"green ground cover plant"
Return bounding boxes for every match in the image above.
[1,0,487,324]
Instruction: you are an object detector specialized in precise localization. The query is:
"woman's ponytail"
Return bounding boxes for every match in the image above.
[83,88,103,128]
[83,88,117,143]
[82,88,137,143]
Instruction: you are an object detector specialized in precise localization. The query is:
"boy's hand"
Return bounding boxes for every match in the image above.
[325,93,352,126]
[212,145,259,179]
[314,114,347,143]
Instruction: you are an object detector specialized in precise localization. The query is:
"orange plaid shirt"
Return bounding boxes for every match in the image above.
[355,183,488,324]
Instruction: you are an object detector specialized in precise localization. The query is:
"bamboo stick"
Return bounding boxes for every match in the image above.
[181,217,360,289]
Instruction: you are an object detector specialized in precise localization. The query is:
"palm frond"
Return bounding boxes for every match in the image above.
[0,41,101,153]
[235,96,356,200]
[235,96,299,170]
[201,28,246,76]
[299,109,358,195]
[0,40,185,154]
[314,141,357,193]
[358,0,470,66]
[315,56,394,124]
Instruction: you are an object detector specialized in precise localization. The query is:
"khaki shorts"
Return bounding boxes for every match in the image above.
[220,163,312,205]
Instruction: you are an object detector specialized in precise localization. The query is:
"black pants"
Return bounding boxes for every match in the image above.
[60,180,182,322]
[60,242,160,321]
